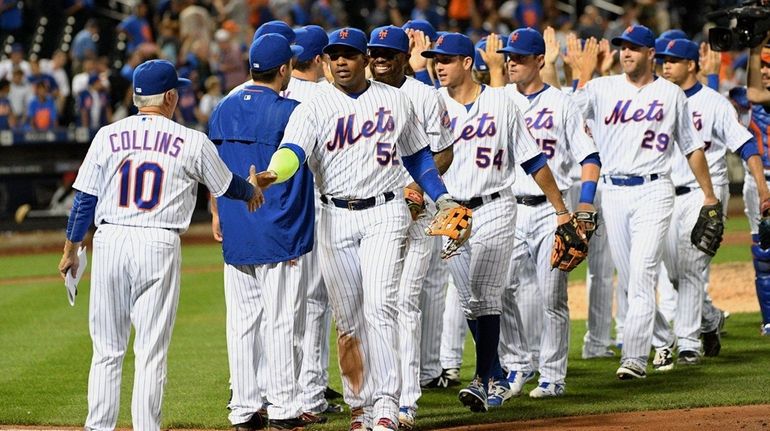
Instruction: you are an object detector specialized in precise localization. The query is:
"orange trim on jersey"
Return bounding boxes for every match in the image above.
[750,120,764,157]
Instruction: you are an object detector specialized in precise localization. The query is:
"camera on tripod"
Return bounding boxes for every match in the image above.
[708,0,770,51]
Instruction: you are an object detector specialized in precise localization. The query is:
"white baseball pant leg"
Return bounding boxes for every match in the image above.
[398,214,434,409]
[602,178,674,368]
[419,235,449,384]
[86,225,181,431]
[319,198,408,424]
[440,276,467,370]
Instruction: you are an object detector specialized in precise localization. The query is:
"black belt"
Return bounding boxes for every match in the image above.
[516,195,548,206]
[675,186,693,196]
[604,173,660,186]
[457,192,501,210]
[320,191,395,210]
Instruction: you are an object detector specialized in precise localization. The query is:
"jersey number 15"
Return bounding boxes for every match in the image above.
[118,159,164,210]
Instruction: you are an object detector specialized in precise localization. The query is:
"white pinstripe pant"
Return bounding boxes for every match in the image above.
[224,259,307,423]
[601,178,674,367]
[398,213,435,409]
[447,191,517,319]
[318,198,409,424]
[419,235,449,383]
[85,225,181,431]
[658,184,729,352]
[501,201,569,384]
[439,278,467,369]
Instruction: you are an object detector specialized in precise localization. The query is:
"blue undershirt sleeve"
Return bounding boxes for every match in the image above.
[223,175,255,201]
[580,152,601,167]
[66,191,97,242]
[706,74,719,91]
[521,153,547,175]
[401,146,449,202]
[414,70,432,86]
[738,137,760,161]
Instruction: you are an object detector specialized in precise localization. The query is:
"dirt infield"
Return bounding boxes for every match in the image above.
[2,404,768,430]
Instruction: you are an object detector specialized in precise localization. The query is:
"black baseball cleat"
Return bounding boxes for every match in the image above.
[677,350,702,365]
[234,412,266,431]
[421,368,461,388]
[268,412,326,430]
[324,386,344,400]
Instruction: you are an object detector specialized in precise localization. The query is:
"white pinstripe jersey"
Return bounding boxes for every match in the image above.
[280,77,323,103]
[438,85,542,200]
[73,115,232,232]
[396,76,453,186]
[671,85,752,188]
[280,80,430,198]
[504,84,597,195]
[574,74,703,176]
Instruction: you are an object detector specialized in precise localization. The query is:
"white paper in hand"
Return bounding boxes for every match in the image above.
[64,246,87,306]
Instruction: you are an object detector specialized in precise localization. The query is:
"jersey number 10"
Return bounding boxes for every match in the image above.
[118,159,164,210]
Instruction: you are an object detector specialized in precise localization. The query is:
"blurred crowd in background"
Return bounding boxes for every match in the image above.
[0,0,750,132]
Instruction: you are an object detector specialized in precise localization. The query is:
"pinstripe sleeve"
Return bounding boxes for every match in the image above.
[397,98,431,157]
[717,97,753,152]
[564,97,599,164]
[280,102,318,161]
[72,129,105,197]
[674,90,705,156]
[198,137,233,197]
[423,90,453,153]
[509,101,542,164]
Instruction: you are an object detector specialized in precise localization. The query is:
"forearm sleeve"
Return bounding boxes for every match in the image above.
[268,145,304,183]
[401,146,449,202]
[223,175,254,201]
[66,191,97,242]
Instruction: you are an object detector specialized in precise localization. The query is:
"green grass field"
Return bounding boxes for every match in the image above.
[0,215,767,430]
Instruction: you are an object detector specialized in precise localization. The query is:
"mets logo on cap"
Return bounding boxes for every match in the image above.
[436,35,445,46]
[340,28,349,39]
[667,40,676,50]
[378,29,388,40]
[625,25,634,34]
[510,32,519,42]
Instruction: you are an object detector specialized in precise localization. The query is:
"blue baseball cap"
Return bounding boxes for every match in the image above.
[368,25,409,53]
[133,59,191,96]
[324,27,368,55]
[249,34,303,72]
[654,37,670,64]
[611,24,655,48]
[402,19,437,42]
[655,38,699,61]
[474,40,488,71]
[660,29,688,40]
[421,33,474,59]
[253,20,296,44]
[294,25,328,62]
[499,27,545,56]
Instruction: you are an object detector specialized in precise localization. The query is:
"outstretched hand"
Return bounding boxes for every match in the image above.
[247,165,266,212]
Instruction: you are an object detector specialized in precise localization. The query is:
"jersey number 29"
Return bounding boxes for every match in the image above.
[118,159,164,210]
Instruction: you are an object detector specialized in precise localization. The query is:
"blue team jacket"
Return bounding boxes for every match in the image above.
[208,84,314,265]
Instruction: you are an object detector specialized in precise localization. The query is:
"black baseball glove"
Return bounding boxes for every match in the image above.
[551,214,589,272]
[690,201,724,257]
[574,210,598,241]
[759,199,770,249]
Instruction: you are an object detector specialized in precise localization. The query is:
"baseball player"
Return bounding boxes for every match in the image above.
[743,42,770,336]
[255,28,467,431]
[366,25,454,429]
[57,59,263,431]
[229,20,298,96]
[209,34,329,430]
[657,38,770,362]
[572,25,720,379]
[421,32,575,412]
[484,28,601,400]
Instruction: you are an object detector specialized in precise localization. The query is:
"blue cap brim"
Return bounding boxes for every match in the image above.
[498,46,542,56]
[323,42,366,55]
[421,48,471,58]
[611,35,651,48]
[654,50,694,61]
[176,77,192,88]
[366,43,408,53]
